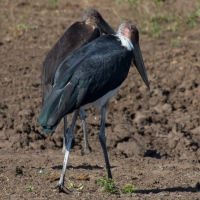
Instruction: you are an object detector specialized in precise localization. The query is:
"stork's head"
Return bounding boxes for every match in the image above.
[117,21,150,89]
[82,8,115,35]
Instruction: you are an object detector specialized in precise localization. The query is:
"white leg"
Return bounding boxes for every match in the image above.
[57,110,78,192]
[62,116,67,154]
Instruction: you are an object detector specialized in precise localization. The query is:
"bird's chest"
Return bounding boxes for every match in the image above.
[108,56,132,82]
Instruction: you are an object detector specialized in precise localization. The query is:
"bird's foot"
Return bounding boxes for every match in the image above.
[82,146,92,155]
[56,183,72,194]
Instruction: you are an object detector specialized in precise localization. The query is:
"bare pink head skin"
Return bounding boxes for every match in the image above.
[117,21,139,43]
[117,21,150,90]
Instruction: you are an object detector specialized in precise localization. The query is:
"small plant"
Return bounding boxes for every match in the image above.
[17,24,28,31]
[19,15,25,20]
[35,169,48,177]
[116,0,141,9]
[187,12,197,27]
[170,38,182,46]
[168,19,182,32]
[97,177,136,194]
[155,0,162,8]
[34,165,49,177]
[151,21,162,38]
[3,12,9,19]
[184,173,190,177]
[97,178,136,194]
[10,24,28,38]
[97,178,117,194]
[50,0,58,4]
[76,183,84,191]
[187,5,200,27]
[129,0,141,6]
[196,8,200,17]
[67,181,75,189]
[36,165,42,169]
[26,186,34,191]
[66,180,83,191]
[117,0,200,39]
[121,185,135,194]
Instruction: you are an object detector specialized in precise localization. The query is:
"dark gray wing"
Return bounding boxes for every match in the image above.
[42,22,100,103]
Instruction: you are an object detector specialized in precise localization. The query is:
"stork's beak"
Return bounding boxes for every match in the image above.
[133,42,150,90]
[99,18,115,34]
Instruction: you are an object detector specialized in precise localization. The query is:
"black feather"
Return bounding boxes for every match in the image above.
[38,34,133,132]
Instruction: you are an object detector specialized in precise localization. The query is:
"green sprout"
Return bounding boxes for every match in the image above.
[151,21,162,38]
[188,13,197,27]
[97,178,117,194]
[121,185,135,194]
[17,24,28,31]
[19,15,25,20]
[66,180,83,191]
[50,0,58,4]
[3,13,9,19]
[170,38,181,46]
[26,186,34,191]
[97,177,136,194]
[187,5,200,27]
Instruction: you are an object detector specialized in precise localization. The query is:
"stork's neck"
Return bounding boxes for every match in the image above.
[116,34,133,51]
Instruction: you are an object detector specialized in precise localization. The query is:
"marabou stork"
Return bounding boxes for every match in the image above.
[38,21,149,192]
[41,8,115,154]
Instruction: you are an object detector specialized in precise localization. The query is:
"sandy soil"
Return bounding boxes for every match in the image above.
[0,0,200,199]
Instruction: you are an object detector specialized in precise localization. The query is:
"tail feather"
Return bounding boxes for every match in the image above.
[38,82,75,132]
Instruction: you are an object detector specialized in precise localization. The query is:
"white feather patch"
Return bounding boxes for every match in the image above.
[80,86,120,110]
[116,34,134,51]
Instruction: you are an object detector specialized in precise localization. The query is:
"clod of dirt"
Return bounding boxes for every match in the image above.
[22,122,31,134]
[46,172,60,182]
[15,166,23,176]
[76,174,90,181]
[53,135,63,148]
[190,126,200,134]
[117,138,146,157]
[0,121,4,130]
[2,36,13,43]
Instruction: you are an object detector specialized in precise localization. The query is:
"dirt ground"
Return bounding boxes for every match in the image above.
[0,0,200,199]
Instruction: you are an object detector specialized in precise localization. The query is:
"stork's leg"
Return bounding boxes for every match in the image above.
[57,110,79,192]
[62,116,67,154]
[79,109,91,154]
[99,104,112,179]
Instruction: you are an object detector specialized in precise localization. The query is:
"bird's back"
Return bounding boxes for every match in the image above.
[42,22,100,104]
